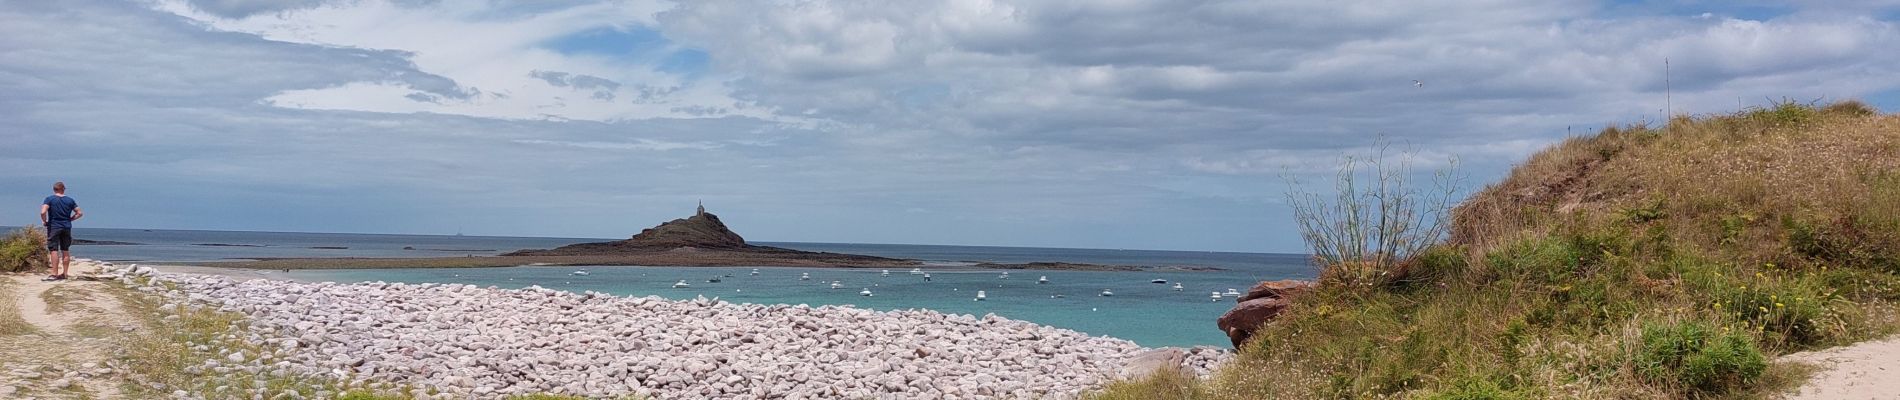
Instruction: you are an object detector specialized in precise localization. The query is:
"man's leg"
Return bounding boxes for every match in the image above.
[46,249,58,277]
[60,250,72,277]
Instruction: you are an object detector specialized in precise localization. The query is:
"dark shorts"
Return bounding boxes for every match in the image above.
[46,227,72,251]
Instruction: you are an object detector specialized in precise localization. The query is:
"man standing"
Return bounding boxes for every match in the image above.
[41,181,82,281]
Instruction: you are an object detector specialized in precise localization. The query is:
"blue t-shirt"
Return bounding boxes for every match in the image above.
[43,195,77,229]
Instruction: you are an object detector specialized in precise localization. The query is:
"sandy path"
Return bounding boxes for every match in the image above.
[0,268,137,398]
[1782,335,1900,399]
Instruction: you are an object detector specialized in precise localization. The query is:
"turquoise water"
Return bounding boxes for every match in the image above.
[290,265,1285,348]
[55,228,1315,347]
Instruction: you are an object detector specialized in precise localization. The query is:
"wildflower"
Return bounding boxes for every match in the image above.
[1760,307,1770,313]
[1776,303,1785,308]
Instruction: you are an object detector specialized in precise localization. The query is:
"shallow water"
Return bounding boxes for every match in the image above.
[60,228,1314,347]
[288,265,1291,348]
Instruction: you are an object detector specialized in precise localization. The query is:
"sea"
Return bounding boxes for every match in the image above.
[51,227,1316,348]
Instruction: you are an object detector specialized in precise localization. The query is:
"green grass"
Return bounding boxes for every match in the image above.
[1086,102,1900,399]
[110,277,429,399]
[39,283,89,314]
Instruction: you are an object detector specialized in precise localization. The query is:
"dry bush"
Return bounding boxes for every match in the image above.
[1286,143,1461,287]
[1,226,48,273]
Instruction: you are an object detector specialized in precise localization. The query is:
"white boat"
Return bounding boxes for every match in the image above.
[1038,276,1049,284]
[881,270,891,276]
[707,277,722,283]
[859,288,874,297]
[1100,289,1114,297]
[1210,292,1223,301]
[672,280,691,289]
[975,290,987,301]
[1173,282,1184,291]
[800,273,811,281]
[751,269,760,276]
[999,272,1010,279]
[830,281,844,289]
[1051,294,1065,299]
[910,268,923,275]
[1151,278,1167,284]
[1224,288,1242,296]
[922,273,932,281]
[571,270,589,276]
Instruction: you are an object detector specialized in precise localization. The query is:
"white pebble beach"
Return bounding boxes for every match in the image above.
[113,263,1230,399]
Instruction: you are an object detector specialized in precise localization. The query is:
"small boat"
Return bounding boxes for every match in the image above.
[830,281,844,289]
[1211,292,1223,301]
[881,270,891,277]
[1100,289,1114,297]
[1151,278,1167,284]
[1224,288,1242,296]
[975,290,987,301]
[708,277,722,283]
[923,273,932,281]
[800,273,811,281]
[1038,276,1049,284]
[672,280,691,289]
[571,270,589,276]
[999,272,1010,279]
[1051,294,1065,299]
[1173,282,1184,291]
[910,268,923,275]
[751,269,760,276]
[860,288,874,297]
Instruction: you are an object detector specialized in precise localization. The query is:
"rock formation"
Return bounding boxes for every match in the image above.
[505,208,778,256]
[625,212,748,249]
[1216,279,1316,349]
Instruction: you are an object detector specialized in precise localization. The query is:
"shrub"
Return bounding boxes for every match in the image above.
[1,226,47,273]
[1633,321,1767,394]
[1285,143,1461,287]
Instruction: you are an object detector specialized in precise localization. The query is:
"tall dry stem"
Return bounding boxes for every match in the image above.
[1286,143,1460,286]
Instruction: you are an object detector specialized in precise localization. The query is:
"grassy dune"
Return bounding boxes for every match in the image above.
[1094,101,1900,399]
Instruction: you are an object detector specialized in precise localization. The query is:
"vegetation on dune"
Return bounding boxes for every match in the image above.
[2,226,48,273]
[112,277,431,398]
[1090,101,1900,399]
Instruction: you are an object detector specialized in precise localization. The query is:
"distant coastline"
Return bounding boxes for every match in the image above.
[194,254,1219,271]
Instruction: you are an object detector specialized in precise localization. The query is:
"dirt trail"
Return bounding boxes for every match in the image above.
[1782,335,1900,399]
[0,264,140,398]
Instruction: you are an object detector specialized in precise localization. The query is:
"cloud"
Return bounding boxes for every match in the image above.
[3,0,1899,252]
[513,138,722,151]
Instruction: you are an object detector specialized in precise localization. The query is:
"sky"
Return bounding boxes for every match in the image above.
[3,0,1900,253]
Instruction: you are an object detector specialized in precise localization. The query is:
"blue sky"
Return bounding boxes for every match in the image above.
[4,0,1900,253]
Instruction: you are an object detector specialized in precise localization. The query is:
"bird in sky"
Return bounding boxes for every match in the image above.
[1413,80,1423,88]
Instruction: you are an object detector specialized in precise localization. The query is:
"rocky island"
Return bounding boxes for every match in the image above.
[206,205,1199,271]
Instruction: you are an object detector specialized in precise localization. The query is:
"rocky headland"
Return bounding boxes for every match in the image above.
[206,208,1209,272]
[107,263,1231,399]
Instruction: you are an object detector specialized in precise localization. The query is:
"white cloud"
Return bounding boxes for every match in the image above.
[4,0,1899,252]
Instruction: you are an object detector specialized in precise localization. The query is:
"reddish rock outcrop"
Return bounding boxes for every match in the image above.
[1217,279,1315,349]
[1235,279,1316,303]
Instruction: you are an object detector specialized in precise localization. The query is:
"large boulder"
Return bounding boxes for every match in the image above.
[1119,348,1189,380]
[1217,280,1314,349]
[1235,279,1316,303]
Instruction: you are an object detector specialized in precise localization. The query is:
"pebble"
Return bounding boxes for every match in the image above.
[116,265,1232,399]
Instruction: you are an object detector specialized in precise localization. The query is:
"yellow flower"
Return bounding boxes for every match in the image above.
[1759,307,1770,313]
[1776,303,1785,308]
